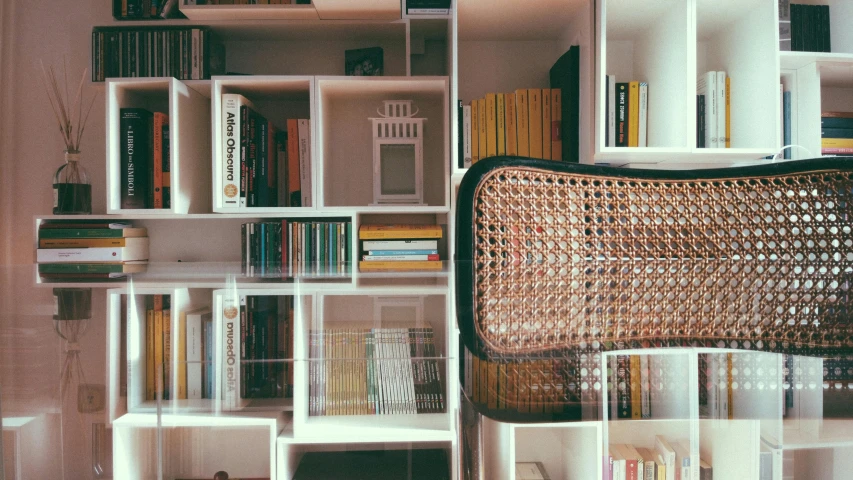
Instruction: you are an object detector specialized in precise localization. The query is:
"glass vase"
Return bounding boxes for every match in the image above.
[53,150,92,214]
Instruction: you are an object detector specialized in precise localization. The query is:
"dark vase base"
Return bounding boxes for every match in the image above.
[53,183,92,215]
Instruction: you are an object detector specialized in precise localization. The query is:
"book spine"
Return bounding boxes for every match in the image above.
[470,100,479,164]
[616,83,628,147]
[541,88,551,159]
[457,99,464,169]
[608,75,616,147]
[162,116,171,209]
[463,104,473,167]
[39,237,127,248]
[36,244,148,262]
[551,88,561,160]
[725,76,731,148]
[717,71,727,148]
[120,109,152,209]
[506,93,518,156]
[152,112,164,208]
[706,72,718,148]
[821,127,853,138]
[297,119,312,207]
[638,83,648,148]
[496,93,506,156]
[154,295,164,399]
[485,93,497,158]
[286,118,301,206]
[366,249,438,255]
[222,293,241,410]
[185,311,205,399]
[222,94,241,208]
[516,90,529,156]
[256,115,271,207]
[477,98,488,161]
[528,88,542,158]
[163,301,172,400]
[697,95,705,148]
[361,254,439,261]
[822,138,853,148]
[146,303,155,400]
[247,109,259,207]
[628,81,639,147]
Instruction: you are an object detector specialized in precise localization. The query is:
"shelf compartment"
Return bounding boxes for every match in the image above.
[696,0,779,150]
[211,76,314,213]
[316,76,449,209]
[106,78,211,214]
[600,0,691,151]
[112,412,285,480]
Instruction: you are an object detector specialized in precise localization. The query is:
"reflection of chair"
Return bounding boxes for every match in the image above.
[455,156,853,421]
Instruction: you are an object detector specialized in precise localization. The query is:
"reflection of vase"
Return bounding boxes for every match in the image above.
[53,150,92,214]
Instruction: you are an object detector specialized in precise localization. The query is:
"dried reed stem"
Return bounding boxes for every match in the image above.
[39,59,94,152]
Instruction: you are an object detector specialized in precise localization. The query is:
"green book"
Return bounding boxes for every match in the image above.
[38,227,148,239]
[38,262,147,274]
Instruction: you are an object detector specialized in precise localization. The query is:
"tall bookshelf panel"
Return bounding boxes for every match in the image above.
[316,77,449,209]
[106,78,211,215]
[695,0,779,151]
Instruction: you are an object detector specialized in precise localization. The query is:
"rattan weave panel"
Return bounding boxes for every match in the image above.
[458,158,853,360]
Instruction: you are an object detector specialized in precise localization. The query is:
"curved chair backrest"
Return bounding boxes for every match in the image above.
[455,156,853,421]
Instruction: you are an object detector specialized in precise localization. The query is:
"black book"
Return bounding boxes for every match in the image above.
[549,45,580,162]
[293,449,450,480]
[822,127,853,138]
[120,108,153,209]
[615,83,629,147]
[697,95,705,148]
[605,75,610,146]
[457,99,464,168]
[257,118,271,207]
[791,4,801,51]
[821,5,831,53]
[162,121,171,208]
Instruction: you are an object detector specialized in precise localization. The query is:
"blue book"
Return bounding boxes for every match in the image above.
[366,249,439,256]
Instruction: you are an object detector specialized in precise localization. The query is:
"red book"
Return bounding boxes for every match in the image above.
[152,112,168,208]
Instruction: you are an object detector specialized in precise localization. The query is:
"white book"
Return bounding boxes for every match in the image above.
[185,307,211,400]
[221,93,255,208]
[297,119,312,207]
[655,435,676,480]
[673,440,694,480]
[191,29,200,80]
[221,293,245,410]
[638,82,649,147]
[717,71,727,148]
[37,237,149,262]
[361,254,437,261]
[608,75,617,147]
[610,445,627,480]
[361,239,439,251]
[697,72,717,148]
[463,104,473,168]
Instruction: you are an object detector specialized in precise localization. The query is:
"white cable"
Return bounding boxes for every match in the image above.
[771,144,815,162]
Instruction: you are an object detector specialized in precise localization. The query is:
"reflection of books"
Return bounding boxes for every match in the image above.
[345,47,383,76]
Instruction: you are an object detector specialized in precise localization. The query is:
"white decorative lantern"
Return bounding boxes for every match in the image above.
[370,100,426,205]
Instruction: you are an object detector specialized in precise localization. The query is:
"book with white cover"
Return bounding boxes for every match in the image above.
[221,93,255,208]
[608,75,617,147]
[717,71,727,148]
[36,237,149,262]
[654,435,676,480]
[184,306,211,400]
[638,82,649,147]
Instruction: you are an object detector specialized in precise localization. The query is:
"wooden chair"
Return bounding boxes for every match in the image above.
[455,156,853,421]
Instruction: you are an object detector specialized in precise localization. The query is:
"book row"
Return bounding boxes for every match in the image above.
[113,0,179,20]
[779,2,831,53]
[36,220,150,265]
[119,108,171,209]
[461,88,562,166]
[221,94,311,208]
[696,71,730,149]
[604,77,649,148]
[819,111,853,155]
[358,223,443,271]
[607,437,712,480]
[241,220,352,277]
[308,326,445,416]
[219,294,294,410]
[91,26,224,82]
[609,354,652,420]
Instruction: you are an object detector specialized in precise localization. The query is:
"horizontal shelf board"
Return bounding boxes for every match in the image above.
[113,412,283,427]
[36,212,356,221]
[298,412,452,436]
[780,51,853,70]
[317,76,449,96]
[765,419,853,450]
[595,148,778,167]
[180,4,320,21]
[278,425,454,444]
[457,0,587,41]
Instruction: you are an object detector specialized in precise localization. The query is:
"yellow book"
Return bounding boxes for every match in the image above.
[358,224,442,239]
[39,237,130,248]
[528,89,543,158]
[727,352,734,419]
[470,99,480,163]
[480,355,489,408]
[542,88,551,160]
[485,93,497,158]
[551,88,562,160]
[630,355,641,419]
[358,260,443,271]
[177,310,187,400]
[628,81,640,147]
[163,305,172,400]
[146,306,155,401]
[487,358,498,410]
[822,138,853,148]
[505,93,517,155]
[478,98,487,161]
[471,353,480,403]
[516,89,530,157]
[496,93,506,156]
[725,76,731,148]
[153,295,164,400]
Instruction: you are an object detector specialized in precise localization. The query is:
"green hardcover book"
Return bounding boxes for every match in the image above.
[38,262,148,274]
[38,227,148,239]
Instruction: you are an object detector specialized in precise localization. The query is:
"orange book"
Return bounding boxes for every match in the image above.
[485,93,497,158]
[286,119,301,206]
[358,224,443,239]
[470,100,480,163]
[528,89,542,158]
[153,294,164,399]
[505,93,517,155]
[551,88,562,160]
[516,89,529,157]
[358,260,443,271]
[152,112,167,208]
[541,89,551,160]
[628,81,640,147]
[496,93,506,156]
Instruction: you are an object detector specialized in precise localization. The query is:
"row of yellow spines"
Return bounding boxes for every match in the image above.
[468,353,570,414]
[145,294,189,401]
[468,89,562,164]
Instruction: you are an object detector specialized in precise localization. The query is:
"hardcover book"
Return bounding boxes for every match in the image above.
[120,108,153,209]
[221,93,255,208]
[549,45,580,161]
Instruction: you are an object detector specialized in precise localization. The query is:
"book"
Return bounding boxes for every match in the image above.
[697,95,705,148]
[638,83,648,148]
[528,88,542,158]
[361,239,438,250]
[276,130,288,206]
[608,75,616,147]
[358,260,442,271]
[616,83,629,147]
[637,447,659,480]
[541,88,551,159]
[146,300,155,400]
[628,81,640,147]
[654,436,676,480]
[39,237,134,248]
[822,111,853,118]
[406,0,451,15]
[783,90,791,159]
[36,237,150,262]
[184,306,210,400]
[38,227,148,239]
[120,108,153,209]
[516,89,530,157]
[153,294,165,399]
[496,93,506,156]
[550,88,561,159]
[470,100,480,163]
[361,254,439,261]
[610,445,626,480]
[286,118,301,206]
[549,45,580,161]
[485,92,497,158]
[463,103,472,167]
[717,71,727,148]
[698,459,712,480]
[725,75,731,148]
[39,220,132,229]
[221,93,254,208]
[162,115,171,208]
[344,46,383,76]
[358,224,442,240]
[697,72,717,148]
[297,119,312,207]
[506,92,518,156]
[822,138,853,148]
[630,355,641,419]
[672,440,692,480]
[221,293,246,410]
[366,249,437,256]
[37,262,148,276]
[162,296,172,400]
[821,127,853,138]
[477,98,487,161]
[152,111,167,208]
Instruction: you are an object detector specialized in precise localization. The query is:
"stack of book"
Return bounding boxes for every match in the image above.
[143,294,174,400]
[608,437,712,480]
[37,220,149,280]
[604,77,650,147]
[821,111,853,156]
[220,93,311,208]
[241,219,351,277]
[696,71,730,148]
[112,0,179,19]
[119,108,171,209]
[358,224,443,271]
[308,324,444,416]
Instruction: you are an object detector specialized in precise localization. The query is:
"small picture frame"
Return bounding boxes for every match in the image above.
[345,47,384,76]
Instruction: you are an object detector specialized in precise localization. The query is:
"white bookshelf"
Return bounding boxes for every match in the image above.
[179,0,401,21]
